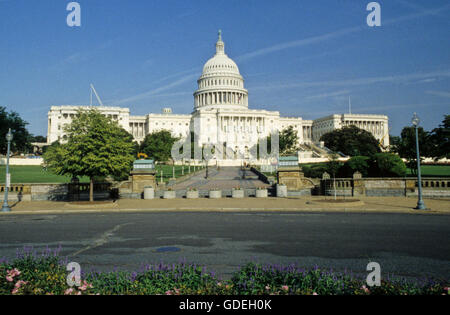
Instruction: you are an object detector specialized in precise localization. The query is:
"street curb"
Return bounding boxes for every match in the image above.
[1,207,447,215]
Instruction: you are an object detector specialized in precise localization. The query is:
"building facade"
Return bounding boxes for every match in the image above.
[47,31,389,162]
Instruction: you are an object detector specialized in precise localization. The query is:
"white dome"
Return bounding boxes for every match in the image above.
[201,30,241,76]
[194,31,248,110]
[202,55,240,76]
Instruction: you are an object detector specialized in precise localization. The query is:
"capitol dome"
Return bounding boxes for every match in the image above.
[194,30,248,110]
[202,33,240,76]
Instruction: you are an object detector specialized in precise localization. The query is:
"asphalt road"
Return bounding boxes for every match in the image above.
[0,212,449,281]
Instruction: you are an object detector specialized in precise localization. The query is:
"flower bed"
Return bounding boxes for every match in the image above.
[0,248,448,295]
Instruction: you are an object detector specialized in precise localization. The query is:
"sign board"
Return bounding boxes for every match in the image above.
[278,156,299,168]
[133,159,155,170]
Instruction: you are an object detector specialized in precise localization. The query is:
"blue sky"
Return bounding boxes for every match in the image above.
[0,0,449,137]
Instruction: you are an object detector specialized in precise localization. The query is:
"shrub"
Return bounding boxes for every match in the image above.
[370,153,407,177]
[342,156,370,177]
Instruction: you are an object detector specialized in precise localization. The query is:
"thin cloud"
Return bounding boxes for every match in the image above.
[251,70,450,91]
[236,26,363,62]
[304,90,350,100]
[113,73,198,105]
[236,3,450,63]
[426,90,450,98]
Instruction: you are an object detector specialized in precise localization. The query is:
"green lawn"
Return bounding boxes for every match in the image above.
[0,165,89,184]
[406,165,450,177]
[0,164,203,184]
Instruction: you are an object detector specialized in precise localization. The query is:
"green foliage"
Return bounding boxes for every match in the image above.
[1,251,448,295]
[140,130,180,163]
[279,126,299,155]
[341,156,371,177]
[320,125,381,157]
[301,164,329,178]
[393,126,432,174]
[429,115,450,160]
[42,109,135,200]
[0,106,32,154]
[29,135,47,143]
[256,125,299,158]
[370,153,407,177]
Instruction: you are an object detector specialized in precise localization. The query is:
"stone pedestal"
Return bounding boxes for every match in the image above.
[277,167,311,191]
[352,171,365,196]
[131,170,156,194]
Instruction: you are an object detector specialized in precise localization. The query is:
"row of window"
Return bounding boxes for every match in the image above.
[205,64,235,70]
[199,78,242,88]
[130,122,190,127]
[60,113,119,120]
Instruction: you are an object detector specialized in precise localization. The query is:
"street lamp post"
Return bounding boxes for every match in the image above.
[411,113,426,210]
[2,129,13,212]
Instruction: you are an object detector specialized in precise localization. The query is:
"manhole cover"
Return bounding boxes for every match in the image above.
[154,247,181,253]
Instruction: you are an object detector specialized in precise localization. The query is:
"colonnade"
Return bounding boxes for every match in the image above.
[195,91,247,107]
[218,116,266,134]
[344,120,386,137]
[129,122,146,138]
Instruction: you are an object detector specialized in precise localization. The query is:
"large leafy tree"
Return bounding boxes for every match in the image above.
[320,125,381,157]
[43,109,135,201]
[429,115,449,160]
[393,126,433,174]
[140,130,180,163]
[0,106,32,154]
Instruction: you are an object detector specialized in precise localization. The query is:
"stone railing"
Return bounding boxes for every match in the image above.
[0,182,113,202]
[321,177,450,198]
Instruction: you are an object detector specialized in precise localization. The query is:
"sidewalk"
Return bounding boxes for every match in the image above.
[2,196,450,215]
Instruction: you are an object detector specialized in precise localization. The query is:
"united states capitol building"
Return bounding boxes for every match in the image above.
[47,31,389,164]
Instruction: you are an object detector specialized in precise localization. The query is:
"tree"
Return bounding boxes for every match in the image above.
[320,126,381,157]
[43,109,135,202]
[394,126,433,174]
[0,106,32,154]
[30,135,47,143]
[429,115,450,160]
[256,126,299,158]
[140,130,180,163]
[370,153,407,177]
[342,156,370,177]
[279,126,299,155]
